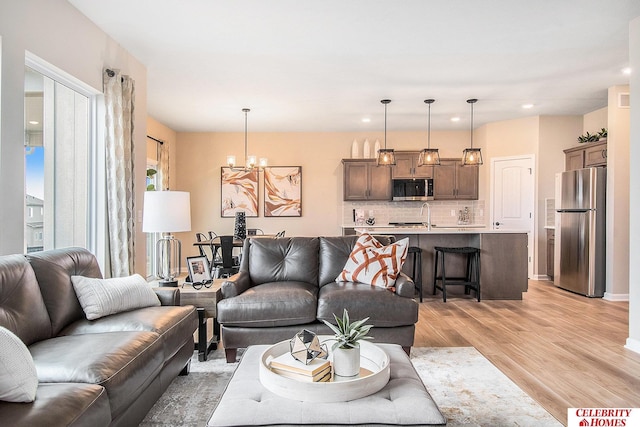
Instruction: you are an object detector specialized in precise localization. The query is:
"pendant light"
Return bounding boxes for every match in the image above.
[376,99,396,166]
[226,108,267,171]
[418,99,441,166]
[462,98,483,166]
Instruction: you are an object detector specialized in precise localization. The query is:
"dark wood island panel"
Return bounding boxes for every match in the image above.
[345,228,529,300]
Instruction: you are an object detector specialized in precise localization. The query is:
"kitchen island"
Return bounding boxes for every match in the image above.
[342,226,529,300]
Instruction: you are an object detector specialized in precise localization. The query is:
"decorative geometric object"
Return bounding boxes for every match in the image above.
[289,329,328,365]
[234,211,246,240]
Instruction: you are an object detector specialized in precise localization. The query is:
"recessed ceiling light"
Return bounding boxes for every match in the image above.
[450,117,460,122]
[622,67,632,75]
[522,104,534,109]
[29,120,39,125]
[361,117,371,123]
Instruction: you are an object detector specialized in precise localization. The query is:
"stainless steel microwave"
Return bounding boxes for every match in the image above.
[392,178,434,201]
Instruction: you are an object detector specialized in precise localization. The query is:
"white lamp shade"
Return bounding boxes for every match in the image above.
[143,191,192,233]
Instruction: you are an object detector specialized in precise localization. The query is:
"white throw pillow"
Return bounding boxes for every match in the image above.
[0,327,38,402]
[336,234,409,289]
[71,274,160,320]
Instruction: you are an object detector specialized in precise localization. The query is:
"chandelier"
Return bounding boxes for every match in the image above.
[226,108,267,171]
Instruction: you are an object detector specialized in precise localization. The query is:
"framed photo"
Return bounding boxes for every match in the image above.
[186,256,212,283]
[264,166,302,217]
[221,167,258,217]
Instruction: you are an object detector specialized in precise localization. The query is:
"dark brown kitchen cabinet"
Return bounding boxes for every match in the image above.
[391,151,434,179]
[546,228,555,280]
[564,140,607,170]
[342,159,391,201]
[433,159,478,200]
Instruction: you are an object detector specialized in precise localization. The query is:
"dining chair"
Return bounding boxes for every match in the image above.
[212,235,240,278]
[195,232,213,262]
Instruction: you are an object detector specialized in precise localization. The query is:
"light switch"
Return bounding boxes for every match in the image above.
[451,210,456,216]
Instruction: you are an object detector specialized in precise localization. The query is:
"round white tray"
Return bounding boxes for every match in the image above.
[259,336,390,402]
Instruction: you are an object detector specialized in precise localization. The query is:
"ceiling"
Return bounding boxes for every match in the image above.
[68,0,640,133]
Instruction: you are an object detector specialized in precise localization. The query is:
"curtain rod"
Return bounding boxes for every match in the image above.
[105,68,125,82]
[146,135,164,145]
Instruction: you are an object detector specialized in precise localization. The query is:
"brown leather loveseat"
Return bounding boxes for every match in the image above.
[0,247,197,427]
[217,236,419,362]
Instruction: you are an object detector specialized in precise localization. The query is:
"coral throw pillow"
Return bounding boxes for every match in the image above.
[336,234,409,289]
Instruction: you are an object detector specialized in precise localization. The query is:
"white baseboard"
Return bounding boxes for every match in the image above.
[625,338,640,355]
[531,274,551,281]
[603,292,629,301]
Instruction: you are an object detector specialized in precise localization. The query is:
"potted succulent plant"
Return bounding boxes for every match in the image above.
[321,309,373,377]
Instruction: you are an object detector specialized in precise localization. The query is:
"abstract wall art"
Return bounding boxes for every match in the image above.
[221,167,258,217]
[264,166,301,217]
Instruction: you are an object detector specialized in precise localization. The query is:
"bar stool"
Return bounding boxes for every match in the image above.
[433,246,480,302]
[407,246,423,302]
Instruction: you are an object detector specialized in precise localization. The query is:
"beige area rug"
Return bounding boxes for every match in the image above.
[140,347,561,427]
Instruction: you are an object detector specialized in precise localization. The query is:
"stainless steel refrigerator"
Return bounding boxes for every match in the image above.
[554,167,606,297]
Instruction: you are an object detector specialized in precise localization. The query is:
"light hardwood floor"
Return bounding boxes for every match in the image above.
[414,279,640,425]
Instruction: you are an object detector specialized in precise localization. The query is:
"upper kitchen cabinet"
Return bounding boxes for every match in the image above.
[342,159,391,201]
[391,151,434,179]
[564,140,607,170]
[433,159,479,200]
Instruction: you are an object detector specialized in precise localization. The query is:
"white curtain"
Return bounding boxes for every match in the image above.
[104,69,136,277]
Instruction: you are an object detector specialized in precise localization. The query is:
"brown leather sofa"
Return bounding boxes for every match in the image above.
[217,236,419,362]
[0,247,198,427]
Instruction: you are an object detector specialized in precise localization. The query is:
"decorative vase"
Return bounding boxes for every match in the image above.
[374,139,381,157]
[351,139,359,158]
[363,139,371,158]
[332,345,360,377]
[234,211,246,240]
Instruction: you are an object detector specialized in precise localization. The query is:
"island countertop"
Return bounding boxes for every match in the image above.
[342,225,529,300]
[344,225,529,234]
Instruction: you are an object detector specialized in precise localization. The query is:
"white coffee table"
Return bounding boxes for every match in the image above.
[208,343,447,427]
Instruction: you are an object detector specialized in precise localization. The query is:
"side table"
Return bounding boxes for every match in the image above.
[178,279,223,361]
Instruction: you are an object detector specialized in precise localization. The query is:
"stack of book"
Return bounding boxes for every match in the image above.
[269,352,331,383]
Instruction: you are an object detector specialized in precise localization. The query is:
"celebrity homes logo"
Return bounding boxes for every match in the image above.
[568,408,639,426]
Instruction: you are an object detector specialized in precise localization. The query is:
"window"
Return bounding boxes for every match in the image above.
[24,60,100,256]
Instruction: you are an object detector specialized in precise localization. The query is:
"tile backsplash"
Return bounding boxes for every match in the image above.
[342,200,486,227]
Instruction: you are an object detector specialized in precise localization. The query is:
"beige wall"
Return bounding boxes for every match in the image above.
[146,117,178,190]
[606,85,630,298]
[0,0,148,274]
[583,107,608,134]
[537,116,584,275]
[479,116,540,210]
[627,15,640,353]
[174,116,585,280]
[174,129,472,258]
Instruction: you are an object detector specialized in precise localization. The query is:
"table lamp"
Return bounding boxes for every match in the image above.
[143,191,191,286]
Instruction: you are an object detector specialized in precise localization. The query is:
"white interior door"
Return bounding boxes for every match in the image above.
[491,155,535,278]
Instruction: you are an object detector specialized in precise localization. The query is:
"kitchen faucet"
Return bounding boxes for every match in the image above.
[420,202,432,231]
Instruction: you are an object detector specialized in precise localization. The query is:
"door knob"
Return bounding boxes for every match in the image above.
[495,222,501,227]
